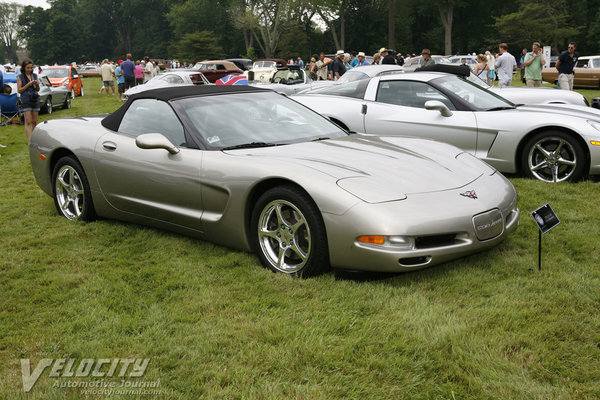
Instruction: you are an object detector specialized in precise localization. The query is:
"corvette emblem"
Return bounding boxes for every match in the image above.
[460,190,478,199]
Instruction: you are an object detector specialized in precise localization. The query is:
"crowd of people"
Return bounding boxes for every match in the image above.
[0,41,583,148]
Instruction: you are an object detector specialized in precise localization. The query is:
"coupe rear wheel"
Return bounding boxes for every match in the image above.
[521,130,586,182]
[44,97,53,114]
[52,156,95,221]
[251,186,329,278]
[79,86,84,97]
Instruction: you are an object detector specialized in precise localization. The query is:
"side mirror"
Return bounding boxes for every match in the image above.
[425,100,453,117]
[136,133,180,154]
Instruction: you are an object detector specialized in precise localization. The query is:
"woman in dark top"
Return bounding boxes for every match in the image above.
[17,58,40,143]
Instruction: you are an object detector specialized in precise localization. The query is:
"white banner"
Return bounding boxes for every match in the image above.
[543,46,551,68]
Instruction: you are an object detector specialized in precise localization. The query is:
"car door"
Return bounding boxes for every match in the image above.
[363,79,478,154]
[94,98,204,232]
[70,67,82,94]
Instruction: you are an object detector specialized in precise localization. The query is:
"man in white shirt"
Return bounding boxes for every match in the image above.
[143,56,154,83]
[495,43,517,88]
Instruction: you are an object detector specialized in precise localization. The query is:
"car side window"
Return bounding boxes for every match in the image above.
[163,74,184,84]
[119,99,187,146]
[217,64,226,70]
[376,80,456,110]
[71,68,78,77]
[189,74,206,85]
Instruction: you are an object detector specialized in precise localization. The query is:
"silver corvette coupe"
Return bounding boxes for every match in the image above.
[29,86,519,277]
[293,72,600,182]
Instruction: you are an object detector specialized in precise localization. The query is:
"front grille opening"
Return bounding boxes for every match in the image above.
[415,234,458,249]
[398,256,430,266]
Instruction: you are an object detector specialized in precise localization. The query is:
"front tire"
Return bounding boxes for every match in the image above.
[44,97,52,114]
[521,130,586,182]
[251,185,330,278]
[63,96,71,109]
[52,156,96,221]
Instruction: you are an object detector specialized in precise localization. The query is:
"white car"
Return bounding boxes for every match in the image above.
[292,71,600,182]
[123,70,210,99]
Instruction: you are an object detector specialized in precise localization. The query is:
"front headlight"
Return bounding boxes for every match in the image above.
[456,152,496,175]
[587,120,600,133]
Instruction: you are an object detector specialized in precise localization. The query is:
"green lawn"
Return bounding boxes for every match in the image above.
[1,78,599,399]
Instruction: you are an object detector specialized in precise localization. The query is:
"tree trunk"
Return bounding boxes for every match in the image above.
[340,0,345,50]
[388,0,395,50]
[437,0,453,55]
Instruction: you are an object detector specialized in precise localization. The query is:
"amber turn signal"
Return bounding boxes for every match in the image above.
[591,141,600,146]
[38,154,47,160]
[357,235,385,245]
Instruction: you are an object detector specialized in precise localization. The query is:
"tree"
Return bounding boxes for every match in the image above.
[173,31,225,61]
[494,0,581,54]
[0,2,24,63]
[437,0,453,55]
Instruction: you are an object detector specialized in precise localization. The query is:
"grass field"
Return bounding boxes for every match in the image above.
[1,78,599,399]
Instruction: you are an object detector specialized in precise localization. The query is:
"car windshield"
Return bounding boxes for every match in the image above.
[196,63,216,71]
[337,70,369,83]
[253,61,276,69]
[432,75,514,110]
[173,91,347,149]
[271,69,304,84]
[39,76,52,86]
[312,79,370,99]
[44,68,69,78]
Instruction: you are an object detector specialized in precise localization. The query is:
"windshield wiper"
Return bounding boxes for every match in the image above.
[221,142,279,151]
[485,106,516,111]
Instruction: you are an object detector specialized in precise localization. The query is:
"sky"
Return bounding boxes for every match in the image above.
[2,0,49,8]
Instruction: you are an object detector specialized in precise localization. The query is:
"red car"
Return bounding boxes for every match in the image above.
[43,66,83,98]
[191,60,243,83]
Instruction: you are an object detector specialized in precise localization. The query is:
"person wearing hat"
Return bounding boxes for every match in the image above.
[357,52,369,66]
[421,49,435,67]
[333,50,346,80]
[380,47,395,65]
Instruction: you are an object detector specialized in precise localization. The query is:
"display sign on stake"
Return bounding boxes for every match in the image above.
[530,203,560,271]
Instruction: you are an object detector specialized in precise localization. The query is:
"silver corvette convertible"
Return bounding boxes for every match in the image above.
[29,86,519,277]
[293,72,600,182]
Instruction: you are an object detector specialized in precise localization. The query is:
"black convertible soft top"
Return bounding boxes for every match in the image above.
[415,63,471,77]
[101,85,268,131]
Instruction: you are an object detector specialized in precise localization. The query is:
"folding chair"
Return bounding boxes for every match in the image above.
[0,93,21,125]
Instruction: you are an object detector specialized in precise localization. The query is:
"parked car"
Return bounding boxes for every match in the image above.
[123,70,210,99]
[191,60,243,83]
[28,85,519,276]
[226,58,253,71]
[542,56,600,88]
[448,55,478,71]
[78,64,101,78]
[43,65,83,98]
[402,55,452,72]
[38,75,71,114]
[245,59,287,83]
[292,71,600,182]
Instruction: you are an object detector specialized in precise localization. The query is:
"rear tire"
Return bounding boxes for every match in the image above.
[521,130,586,182]
[52,156,96,221]
[251,185,330,278]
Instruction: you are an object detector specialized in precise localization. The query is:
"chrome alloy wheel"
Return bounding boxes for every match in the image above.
[55,165,86,220]
[257,200,311,274]
[528,136,578,182]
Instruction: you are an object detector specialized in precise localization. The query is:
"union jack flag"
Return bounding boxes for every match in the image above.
[215,74,248,85]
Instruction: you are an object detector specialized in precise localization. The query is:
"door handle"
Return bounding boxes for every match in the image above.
[102,141,117,151]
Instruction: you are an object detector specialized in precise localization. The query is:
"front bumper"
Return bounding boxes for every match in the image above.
[323,172,519,272]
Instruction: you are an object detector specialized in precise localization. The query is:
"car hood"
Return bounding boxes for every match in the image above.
[224,135,486,202]
[515,103,600,121]
[489,87,586,106]
[47,77,69,86]
[124,82,192,96]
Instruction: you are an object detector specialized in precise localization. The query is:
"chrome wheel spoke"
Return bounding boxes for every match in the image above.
[557,157,576,166]
[274,204,286,227]
[61,197,71,211]
[73,198,83,216]
[552,140,565,157]
[531,160,549,171]
[290,240,308,261]
[259,227,278,240]
[551,164,559,183]
[58,174,70,191]
[535,143,552,159]
[276,246,287,268]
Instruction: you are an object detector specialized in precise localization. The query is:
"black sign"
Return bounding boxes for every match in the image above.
[531,203,560,234]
